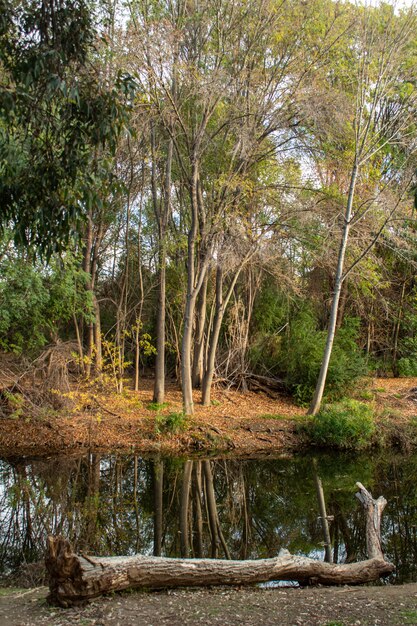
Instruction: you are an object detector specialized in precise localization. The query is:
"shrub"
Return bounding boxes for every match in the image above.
[280,311,367,404]
[155,412,187,434]
[307,399,375,450]
[397,357,417,377]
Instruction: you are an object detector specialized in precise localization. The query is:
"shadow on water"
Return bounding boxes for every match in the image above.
[1,451,417,584]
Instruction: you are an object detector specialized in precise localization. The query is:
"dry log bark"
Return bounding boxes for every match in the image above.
[46,540,394,607]
[46,483,394,607]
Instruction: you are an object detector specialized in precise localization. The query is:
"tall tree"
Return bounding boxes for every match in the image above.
[0,0,134,257]
[307,3,417,414]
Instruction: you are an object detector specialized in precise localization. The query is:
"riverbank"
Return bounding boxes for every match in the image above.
[2,583,417,626]
[1,377,417,458]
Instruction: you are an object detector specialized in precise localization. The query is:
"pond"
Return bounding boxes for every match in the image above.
[0,451,416,585]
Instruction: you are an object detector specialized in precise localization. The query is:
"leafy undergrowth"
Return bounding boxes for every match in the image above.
[305,399,375,450]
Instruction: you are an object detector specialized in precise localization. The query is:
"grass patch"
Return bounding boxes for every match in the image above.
[399,609,417,624]
[358,390,374,401]
[306,399,375,450]
[147,401,169,412]
[0,587,25,596]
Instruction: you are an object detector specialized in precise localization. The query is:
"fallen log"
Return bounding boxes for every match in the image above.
[45,482,395,607]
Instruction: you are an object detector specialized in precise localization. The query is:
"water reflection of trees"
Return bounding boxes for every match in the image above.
[1,453,417,583]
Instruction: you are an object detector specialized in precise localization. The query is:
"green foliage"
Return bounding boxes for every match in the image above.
[397,358,417,377]
[399,610,417,625]
[0,0,136,257]
[250,284,367,405]
[281,310,367,404]
[397,311,417,376]
[155,411,187,434]
[0,249,91,352]
[147,402,169,411]
[307,399,375,450]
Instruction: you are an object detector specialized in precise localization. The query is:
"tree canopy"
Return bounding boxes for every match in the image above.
[1,0,417,414]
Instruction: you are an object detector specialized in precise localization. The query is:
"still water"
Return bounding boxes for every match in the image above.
[0,452,416,583]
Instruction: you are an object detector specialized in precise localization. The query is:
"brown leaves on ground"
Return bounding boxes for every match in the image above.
[1,375,417,458]
[0,377,304,458]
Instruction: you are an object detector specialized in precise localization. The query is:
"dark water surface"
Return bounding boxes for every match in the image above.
[1,452,416,583]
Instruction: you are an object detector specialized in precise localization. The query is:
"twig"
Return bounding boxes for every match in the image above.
[92,396,122,418]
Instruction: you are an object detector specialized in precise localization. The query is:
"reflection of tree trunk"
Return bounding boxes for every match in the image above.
[192,462,203,558]
[202,461,230,559]
[179,461,193,557]
[153,460,164,557]
[332,515,339,564]
[84,454,101,550]
[240,469,251,560]
[203,460,219,558]
[313,462,332,563]
[133,456,140,553]
[331,501,356,563]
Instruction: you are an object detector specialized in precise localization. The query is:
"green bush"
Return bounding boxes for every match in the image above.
[307,399,375,449]
[155,411,187,434]
[281,310,367,404]
[397,357,417,377]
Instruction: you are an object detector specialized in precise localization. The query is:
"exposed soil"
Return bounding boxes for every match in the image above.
[1,583,417,626]
[1,376,417,458]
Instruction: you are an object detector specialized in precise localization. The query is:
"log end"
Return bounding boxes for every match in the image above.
[45,536,85,607]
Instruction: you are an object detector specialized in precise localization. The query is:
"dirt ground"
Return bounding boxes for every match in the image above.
[1,376,417,458]
[1,583,417,626]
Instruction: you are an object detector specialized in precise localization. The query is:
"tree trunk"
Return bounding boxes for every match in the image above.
[153,257,167,403]
[93,295,102,376]
[202,266,224,407]
[181,158,210,416]
[46,483,394,607]
[46,541,394,608]
[392,280,407,377]
[153,136,172,404]
[192,273,208,388]
[202,260,248,406]
[83,214,93,379]
[73,313,85,375]
[308,163,358,415]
